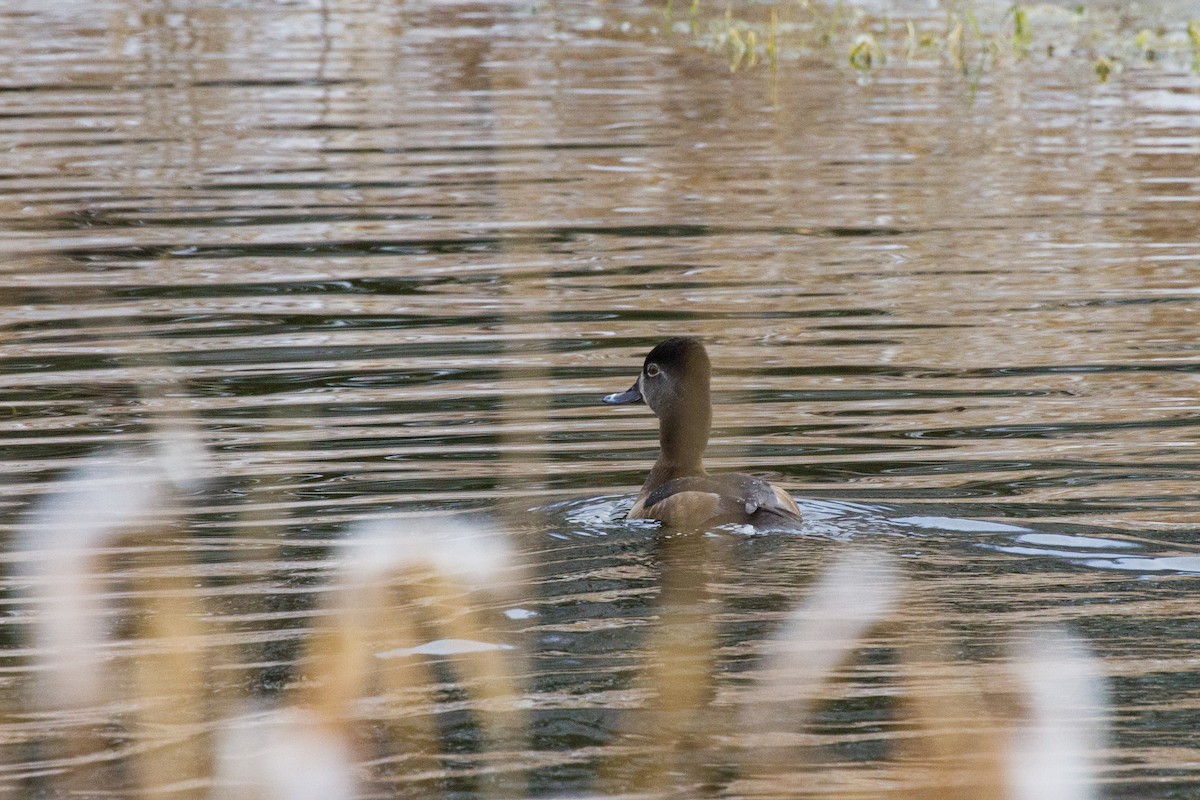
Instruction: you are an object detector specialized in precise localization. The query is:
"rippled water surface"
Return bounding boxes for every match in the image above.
[2,1,1200,797]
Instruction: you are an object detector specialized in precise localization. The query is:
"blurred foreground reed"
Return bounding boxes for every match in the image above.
[7,436,1108,799]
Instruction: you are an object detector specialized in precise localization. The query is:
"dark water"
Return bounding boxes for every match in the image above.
[1,1,1200,797]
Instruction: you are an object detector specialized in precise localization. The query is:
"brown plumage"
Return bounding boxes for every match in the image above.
[604,337,802,530]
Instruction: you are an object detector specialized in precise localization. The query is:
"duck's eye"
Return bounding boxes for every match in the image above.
[645,363,661,378]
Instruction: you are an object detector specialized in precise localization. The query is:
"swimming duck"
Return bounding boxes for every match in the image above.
[604,337,802,529]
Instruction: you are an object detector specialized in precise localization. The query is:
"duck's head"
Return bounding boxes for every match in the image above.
[603,337,712,420]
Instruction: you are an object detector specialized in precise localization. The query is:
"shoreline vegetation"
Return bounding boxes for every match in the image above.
[653,1,1200,81]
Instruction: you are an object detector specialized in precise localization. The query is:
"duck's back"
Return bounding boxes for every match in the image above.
[629,472,802,530]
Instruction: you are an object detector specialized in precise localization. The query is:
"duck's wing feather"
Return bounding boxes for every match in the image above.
[630,490,725,527]
[633,473,801,529]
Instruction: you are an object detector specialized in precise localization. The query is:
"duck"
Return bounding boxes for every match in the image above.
[603,337,802,529]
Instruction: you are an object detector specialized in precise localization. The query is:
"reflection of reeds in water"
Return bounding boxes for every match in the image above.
[13,436,1106,799]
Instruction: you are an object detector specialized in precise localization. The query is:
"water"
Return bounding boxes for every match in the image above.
[1,0,1200,797]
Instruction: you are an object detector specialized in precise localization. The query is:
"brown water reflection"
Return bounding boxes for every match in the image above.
[2,0,1200,797]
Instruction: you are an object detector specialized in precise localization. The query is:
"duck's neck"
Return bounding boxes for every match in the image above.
[641,401,711,493]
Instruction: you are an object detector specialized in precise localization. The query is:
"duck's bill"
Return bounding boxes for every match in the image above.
[603,382,643,405]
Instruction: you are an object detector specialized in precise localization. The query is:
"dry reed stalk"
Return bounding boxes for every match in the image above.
[209,706,357,800]
[16,427,211,797]
[291,518,527,797]
[732,550,1107,800]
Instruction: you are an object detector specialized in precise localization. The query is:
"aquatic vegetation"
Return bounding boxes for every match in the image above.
[9,437,1109,798]
[212,708,356,800]
[293,517,526,790]
[661,0,1200,80]
[15,431,212,798]
[848,32,884,70]
[738,551,1107,799]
